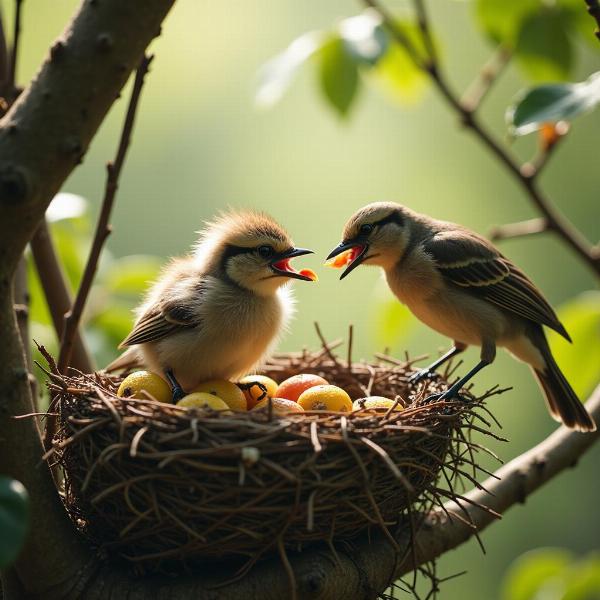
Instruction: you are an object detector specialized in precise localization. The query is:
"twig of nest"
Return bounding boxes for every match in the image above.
[41,331,507,583]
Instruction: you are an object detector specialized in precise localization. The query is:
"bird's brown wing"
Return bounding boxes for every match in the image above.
[423,231,570,341]
[119,292,203,348]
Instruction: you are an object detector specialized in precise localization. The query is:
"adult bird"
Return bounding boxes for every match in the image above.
[107,210,316,399]
[326,201,595,431]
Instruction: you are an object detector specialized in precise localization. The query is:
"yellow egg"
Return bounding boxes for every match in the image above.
[237,375,279,409]
[192,379,247,411]
[297,385,353,412]
[117,371,171,403]
[252,397,305,414]
[353,397,404,411]
[176,392,229,411]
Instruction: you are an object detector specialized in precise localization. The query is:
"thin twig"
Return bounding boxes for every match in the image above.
[521,121,570,179]
[364,0,426,69]
[57,53,154,374]
[30,220,94,374]
[8,0,23,94]
[412,0,437,67]
[364,0,600,278]
[46,54,154,456]
[489,217,549,242]
[460,45,511,113]
[0,11,8,97]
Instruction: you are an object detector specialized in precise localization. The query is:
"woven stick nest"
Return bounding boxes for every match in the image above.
[44,330,505,576]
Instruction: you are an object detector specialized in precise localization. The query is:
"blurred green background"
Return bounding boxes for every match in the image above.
[9,0,600,597]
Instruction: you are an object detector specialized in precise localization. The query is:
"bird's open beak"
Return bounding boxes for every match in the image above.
[325,241,368,280]
[271,248,318,281]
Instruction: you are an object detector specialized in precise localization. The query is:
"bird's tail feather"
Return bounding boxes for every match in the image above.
[530,332,596,432]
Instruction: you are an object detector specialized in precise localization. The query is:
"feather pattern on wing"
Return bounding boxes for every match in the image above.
[119,289,203,348]
[423,231,571,341]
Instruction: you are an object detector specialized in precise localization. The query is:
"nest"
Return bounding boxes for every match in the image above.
[44,331,504,578]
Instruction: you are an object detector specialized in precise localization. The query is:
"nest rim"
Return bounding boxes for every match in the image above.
[43,339,504,576]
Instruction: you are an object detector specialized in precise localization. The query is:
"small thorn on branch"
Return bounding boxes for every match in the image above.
[489,218,549,242]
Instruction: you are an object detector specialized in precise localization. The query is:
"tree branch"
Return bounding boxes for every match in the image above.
[0,0,175,594]
[396,382,600,575]
[584,0,600,41]
[489,217,549,242]
[44,53,154,455]
[35,384,599,599]
[460,45,511,113]
[365,0,600,278]
[57,53,153,374]
[7,0,23,98]
[0,0,175,274]
[0,11,8,96]
[30,220,94,374]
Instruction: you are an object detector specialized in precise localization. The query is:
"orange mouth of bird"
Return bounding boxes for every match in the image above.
[271,255,318,282]
[325,243,368,280]
[325,245,366,269]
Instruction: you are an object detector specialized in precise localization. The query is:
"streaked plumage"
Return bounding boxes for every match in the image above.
[107,210,315,394]
[327,201,595,432]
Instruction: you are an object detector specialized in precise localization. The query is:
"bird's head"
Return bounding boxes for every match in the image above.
[326,202,409,279]
[197,211,317,295]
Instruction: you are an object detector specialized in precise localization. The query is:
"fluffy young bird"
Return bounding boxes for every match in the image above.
[108,210,316,398]
[327,201,595,432]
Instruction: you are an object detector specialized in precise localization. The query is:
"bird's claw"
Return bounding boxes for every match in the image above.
[165,369,186,403]
[423,390,468,405]
[171,386,186,403]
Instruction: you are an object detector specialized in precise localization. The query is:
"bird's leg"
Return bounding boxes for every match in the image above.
[165,369,186,402]
[409,341,467,383]
[426,340,496,402]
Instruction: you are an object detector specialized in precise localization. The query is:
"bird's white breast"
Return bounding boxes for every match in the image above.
[385,247,509,346]
[141,279,292,390]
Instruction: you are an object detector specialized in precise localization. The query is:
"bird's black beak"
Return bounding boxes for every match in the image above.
[325,240,368,280]
[270,248,317,281]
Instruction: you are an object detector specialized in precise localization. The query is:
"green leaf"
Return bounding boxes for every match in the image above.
[255,31,325,108]
[317,35,360,116]
[0,477,29,568]
[372,294,416,348]
[564,555,600,600]
[515,9,573,82]
[91,302,136,346]
[338,10,388,66]
[507,71,600,135]
[102,254,162,296]
[562,1,600,48]
[370,37,428,105]
[501,548,572,600]
[548,292,600,399]
[475,0,539,44]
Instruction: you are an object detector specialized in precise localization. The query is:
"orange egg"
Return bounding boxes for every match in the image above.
[298,385,353,412]
[237,375,278,409]
[353,397,404,412]
[252,397,305,415]
[276,373,329,402]
[192,379,247,411]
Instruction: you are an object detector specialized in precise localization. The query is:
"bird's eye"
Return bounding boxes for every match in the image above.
[359,224,374,236]
[257,245,275,258]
